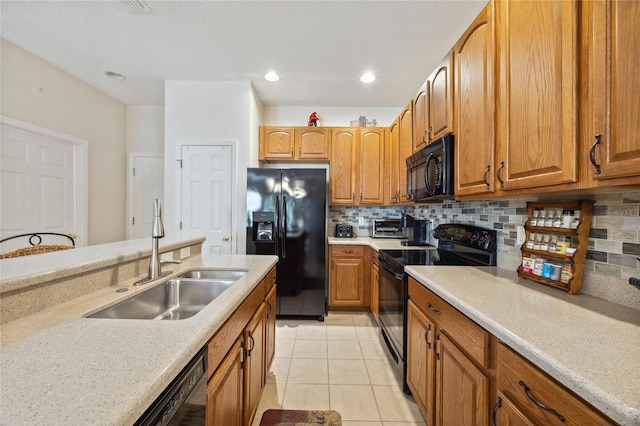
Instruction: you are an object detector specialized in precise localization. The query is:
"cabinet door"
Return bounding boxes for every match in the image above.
[206,337,244,426]
[407,300,436,425]
[330,128,358,204]
[243,303,266,426]
[434,332,488,426]
[454,4,496,197]
[388,118,401,204]
[496,0,578,190]
[265,284,277,370]
[429,52,454,141]
[583,0,640,183]
[413,81,429,153]
[329,255,365,307]
[398,103,413,203]
[295,127,330,160]
[359,128,386,204]
[261,127,295,160]
[492,392,536,426]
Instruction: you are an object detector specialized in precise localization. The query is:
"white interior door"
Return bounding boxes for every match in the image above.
[129,154,164,239]
[1,117,88,247]
[180,144,233,254]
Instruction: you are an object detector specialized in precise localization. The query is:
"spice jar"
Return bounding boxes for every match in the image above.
[556,236,569,255]
[533,233,543,251]
[545,210,554,227]
[561,264,574,283]
[533,258,546,276]
[540,234,550,251]
[553,211,562,227]
[571,210,581,229]
[562,209,574,228]
[539,209,547,226]
[530,209,540,227]
[548,235,558,253]
[525,233,535,250]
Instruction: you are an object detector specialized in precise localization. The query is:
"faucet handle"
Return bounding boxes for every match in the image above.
[161,259,182,265]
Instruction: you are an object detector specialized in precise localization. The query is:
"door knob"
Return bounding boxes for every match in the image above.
[223,236,230,241]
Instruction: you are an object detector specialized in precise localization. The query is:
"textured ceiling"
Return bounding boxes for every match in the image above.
[1,1,488,107]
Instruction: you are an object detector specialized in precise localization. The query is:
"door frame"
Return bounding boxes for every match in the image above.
[0,115,88,247]
[127,152,164,239]
[176,139,237,254]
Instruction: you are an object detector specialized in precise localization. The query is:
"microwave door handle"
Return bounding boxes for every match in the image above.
[425,153,437,196]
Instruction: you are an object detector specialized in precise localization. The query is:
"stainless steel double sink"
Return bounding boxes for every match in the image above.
[88,269,247,320]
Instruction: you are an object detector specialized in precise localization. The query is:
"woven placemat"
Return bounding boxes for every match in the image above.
[260,409,342,426]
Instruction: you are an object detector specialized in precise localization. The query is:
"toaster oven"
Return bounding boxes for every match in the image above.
[372,219,403,238]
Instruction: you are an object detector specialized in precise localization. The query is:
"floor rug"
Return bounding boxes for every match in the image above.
[259,409,342,426]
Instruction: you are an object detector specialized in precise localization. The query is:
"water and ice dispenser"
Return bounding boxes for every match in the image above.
[252,211,275,242]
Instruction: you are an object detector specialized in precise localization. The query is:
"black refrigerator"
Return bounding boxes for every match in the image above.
[246,168,327,320]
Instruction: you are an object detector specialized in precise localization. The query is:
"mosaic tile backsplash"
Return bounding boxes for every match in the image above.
[329,191,640,309]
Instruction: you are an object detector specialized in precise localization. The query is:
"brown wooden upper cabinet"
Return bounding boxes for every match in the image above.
[412,53,453,155]
[329,127,386,205]
[412,81,429,153]
[428,51,454,143]
[388,117,401,204]
[454,4,496,197]
[259,126,330,161]
[397,103,413,203]
[495,0,579,191]
[581,0,640,187]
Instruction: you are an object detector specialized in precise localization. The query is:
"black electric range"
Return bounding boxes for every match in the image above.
[377,223,497,394]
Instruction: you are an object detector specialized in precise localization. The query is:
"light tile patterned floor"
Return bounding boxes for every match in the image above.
[252,312,426,426]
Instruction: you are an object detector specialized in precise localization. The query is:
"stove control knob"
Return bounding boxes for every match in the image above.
[470,231,479,242]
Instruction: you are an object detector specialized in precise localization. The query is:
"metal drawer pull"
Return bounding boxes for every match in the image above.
[497,161,505,188]
[492,397,502,426]
[483,165,490,188]
[589,134,602,174]
[434,333,441,360]
[428,303,441,315]
[425,324,432,348]
[518,380,565,422]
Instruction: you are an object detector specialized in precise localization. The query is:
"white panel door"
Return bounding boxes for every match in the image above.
[130,154,164,239]
[1,124,77,244]
[180,145,233,254]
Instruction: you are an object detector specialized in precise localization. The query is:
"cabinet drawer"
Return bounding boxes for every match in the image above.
[408,277,489,368]
[330,245,364,257]
[497,342,614,425]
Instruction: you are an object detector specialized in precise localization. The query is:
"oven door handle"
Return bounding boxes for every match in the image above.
[379,257,404,280]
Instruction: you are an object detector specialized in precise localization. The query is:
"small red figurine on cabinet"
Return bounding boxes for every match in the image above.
[308,112,319,127]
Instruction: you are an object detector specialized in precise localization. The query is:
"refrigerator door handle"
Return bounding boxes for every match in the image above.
[281,196,287,258]
[274,195,280,257]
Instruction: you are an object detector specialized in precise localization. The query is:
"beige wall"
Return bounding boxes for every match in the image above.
[1,39,127,245]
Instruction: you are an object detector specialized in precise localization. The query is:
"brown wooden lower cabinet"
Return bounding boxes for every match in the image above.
[369,247,380,324]
[407,279,488,426]
[406,276,614,426]
[328,245,367,309]
[206,337,244,425]
[205,267,276,426]
[496,342,614,425]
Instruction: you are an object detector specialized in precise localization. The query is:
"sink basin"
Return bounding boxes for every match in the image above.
[177,269,247,280]
[88,270,246,320]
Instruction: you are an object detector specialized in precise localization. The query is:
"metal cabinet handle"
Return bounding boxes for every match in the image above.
[434,333,441,360]
[360,192,363,202]
[589,134,602,174]
[222,236,230,241]
[497,161,505,188]
[352,193,355,202]
[428,303,441,315]
[427,126,433,141]
[425,324,432,349]
[248,333,255,356]
[266,301,272,318]
[492,397,502,426]
[518,380,566,422]
[422,130,428,144]
[483,165,490,188]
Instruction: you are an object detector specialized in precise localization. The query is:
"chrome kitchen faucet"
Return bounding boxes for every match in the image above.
[134,198,181,286]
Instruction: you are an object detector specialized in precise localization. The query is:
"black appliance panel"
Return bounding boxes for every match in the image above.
[406,134,454,202]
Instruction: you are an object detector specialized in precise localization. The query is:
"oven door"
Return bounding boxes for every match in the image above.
[377,255,406,362]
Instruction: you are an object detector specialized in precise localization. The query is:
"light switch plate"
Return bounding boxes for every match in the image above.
[516,226,526,245]
[358,217,366,226]
[180,247,191,259]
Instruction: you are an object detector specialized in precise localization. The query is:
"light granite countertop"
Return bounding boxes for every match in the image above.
[406,265,640,425]
[328,236,435,251]
[0,253,278,425]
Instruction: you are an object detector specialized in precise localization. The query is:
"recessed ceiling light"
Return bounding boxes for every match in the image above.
[360,72,376,83]
[105,71,126,81]
[264,71,280,82]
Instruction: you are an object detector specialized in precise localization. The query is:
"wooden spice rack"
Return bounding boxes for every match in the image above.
[517,200,594,294]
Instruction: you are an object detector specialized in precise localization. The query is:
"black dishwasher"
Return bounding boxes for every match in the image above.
[135,347,207,426]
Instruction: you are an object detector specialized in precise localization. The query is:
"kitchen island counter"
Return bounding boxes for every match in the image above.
[0,251,277,425]
[406,265,640,425]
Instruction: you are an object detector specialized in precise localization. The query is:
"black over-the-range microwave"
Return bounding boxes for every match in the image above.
[406,133,455,202]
